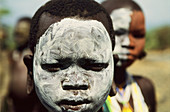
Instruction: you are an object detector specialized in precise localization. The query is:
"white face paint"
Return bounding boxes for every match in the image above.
[33,18,114,112]
[110,8,132,66]
[94,0,107,4]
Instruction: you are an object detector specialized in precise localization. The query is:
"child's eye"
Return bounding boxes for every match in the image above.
[115,28,128,36]
[46,67,61,72]
[41,58,73,72]
[86,63,109,72]
[41,64,61,72]
[131,30,145,38]
[78,59,108,72]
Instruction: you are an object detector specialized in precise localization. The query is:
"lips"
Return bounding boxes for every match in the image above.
[58,99,91,111]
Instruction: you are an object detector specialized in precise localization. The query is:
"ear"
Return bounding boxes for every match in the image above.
[24,55,34,94]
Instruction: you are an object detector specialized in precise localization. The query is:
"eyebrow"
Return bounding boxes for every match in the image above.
[78,58,109,65]
[41,58,73,70]
[42,58,73,64]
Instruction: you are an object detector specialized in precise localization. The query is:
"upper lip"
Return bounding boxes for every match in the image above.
[114,53,138,58]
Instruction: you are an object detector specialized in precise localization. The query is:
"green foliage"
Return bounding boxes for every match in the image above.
[145,25,170,50]
[0,8,10,17]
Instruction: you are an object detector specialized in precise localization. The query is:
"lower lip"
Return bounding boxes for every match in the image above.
[61,104,83,111]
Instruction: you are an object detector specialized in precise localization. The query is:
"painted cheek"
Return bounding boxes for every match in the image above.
[34,69,63,102]
[42,84,59,101]
[33,61,62,89]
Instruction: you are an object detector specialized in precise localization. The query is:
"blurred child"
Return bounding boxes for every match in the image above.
[8,17,47,112]
[102,0,156,112]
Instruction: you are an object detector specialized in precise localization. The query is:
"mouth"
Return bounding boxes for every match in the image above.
[58,99,91,111]
[115,53,138,60]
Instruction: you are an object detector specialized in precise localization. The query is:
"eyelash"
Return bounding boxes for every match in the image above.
[115,29,128,36]
[78,60,109,72]
[41,64,62,72]
[41,61,108,72]
[46,67,61,72]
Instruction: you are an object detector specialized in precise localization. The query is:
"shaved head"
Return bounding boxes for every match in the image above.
[29,0,115,53]
[102,0,142,14]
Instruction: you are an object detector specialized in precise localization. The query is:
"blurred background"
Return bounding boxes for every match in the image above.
[0,0,170,112]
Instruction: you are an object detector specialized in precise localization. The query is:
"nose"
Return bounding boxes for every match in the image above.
[62,71,89,90]
[114,34,131,54]
[118,34,135,50]
[119,34,130,47]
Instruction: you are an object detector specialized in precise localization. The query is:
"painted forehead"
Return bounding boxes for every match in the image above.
[36,18,112,60]
[110,8,132,30]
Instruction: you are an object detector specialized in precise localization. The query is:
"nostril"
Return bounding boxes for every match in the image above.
[62,85,88,90]
[79,85,88,90]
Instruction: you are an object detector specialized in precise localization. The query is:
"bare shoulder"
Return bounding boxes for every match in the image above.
[133,75,156,112]
[133,75,155,92]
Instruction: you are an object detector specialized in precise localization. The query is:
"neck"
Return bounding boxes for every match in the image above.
[114,66,127,88]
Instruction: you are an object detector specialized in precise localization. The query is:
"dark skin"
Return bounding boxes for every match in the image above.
[24,11,116,111]
[102,0,156,112]
[8,19,48,112]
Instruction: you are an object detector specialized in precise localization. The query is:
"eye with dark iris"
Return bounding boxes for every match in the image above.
[131,30,145,38]
[41,63,62,72]
[115,28,128,36]
[78,58,108,72]
[41,58,73,72]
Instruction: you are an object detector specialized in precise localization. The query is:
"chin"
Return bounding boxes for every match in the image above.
[117,59,135,68]
[47,103,97,112]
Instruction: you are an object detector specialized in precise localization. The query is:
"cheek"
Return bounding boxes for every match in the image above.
[136,38,145,51]
[90,66,113,94]
[33,63,64,93]
[33,67,64,103]
[129,35,145,54]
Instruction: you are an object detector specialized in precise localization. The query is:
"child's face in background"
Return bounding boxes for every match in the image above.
[14,20,30,47]
[33,18,114,112]
[111,8,145,67]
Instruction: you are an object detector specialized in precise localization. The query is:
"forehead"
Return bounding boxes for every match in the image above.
[130,10,145,33]
[36,18,112,62]
[36,12,111,40]
[110,8,132,30]
[16,21,30,29]
[38,18,111,49]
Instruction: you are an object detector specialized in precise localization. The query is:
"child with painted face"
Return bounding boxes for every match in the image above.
[24,0,116,112]
[101,0,156,112]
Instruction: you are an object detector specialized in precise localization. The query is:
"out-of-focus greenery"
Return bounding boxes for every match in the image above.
[0,5,15,50]
[0,8,10,17]
[6,26,15,50]
[145,25,170,50]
